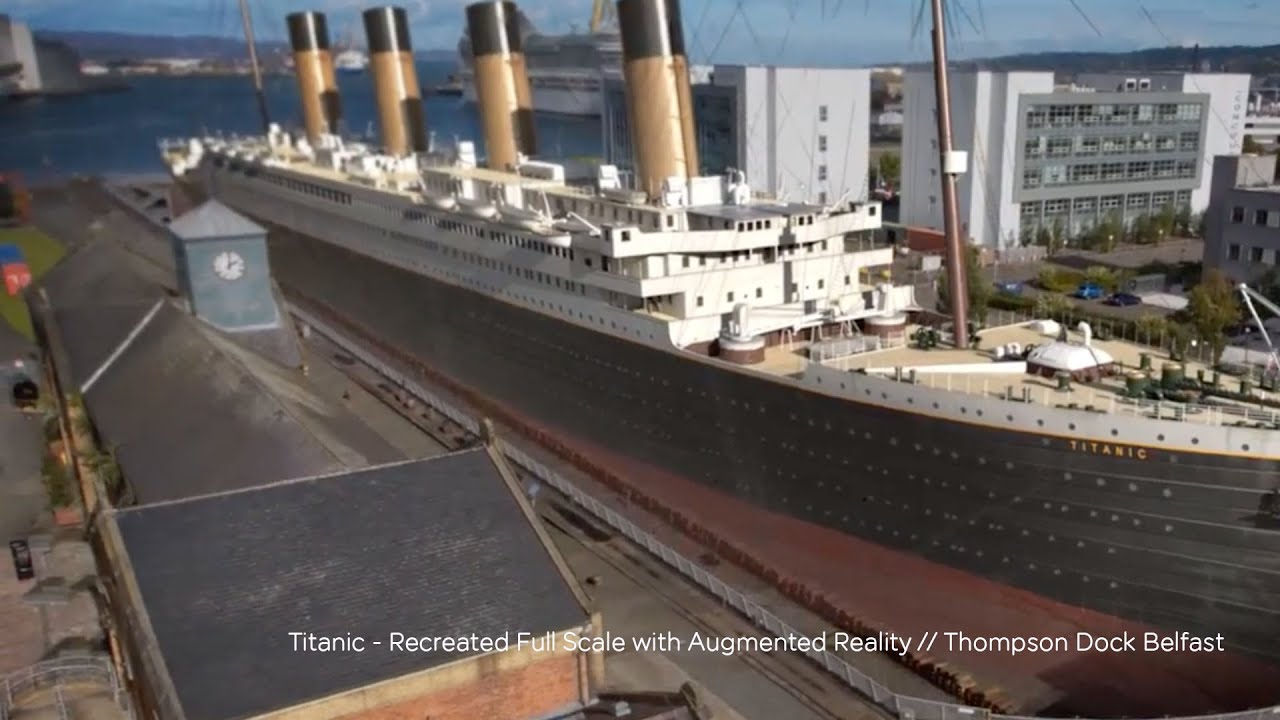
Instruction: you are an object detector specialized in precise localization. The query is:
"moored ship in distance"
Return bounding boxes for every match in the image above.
[456,0,619,116]
[160,0,1280,714]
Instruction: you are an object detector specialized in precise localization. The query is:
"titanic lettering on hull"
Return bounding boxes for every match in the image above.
[1067,439,1151,460]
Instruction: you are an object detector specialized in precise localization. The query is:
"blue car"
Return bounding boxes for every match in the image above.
[1072,283,1104,300]
[1104,292,1142,307]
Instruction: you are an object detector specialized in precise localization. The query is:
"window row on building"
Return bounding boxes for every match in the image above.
[1022,160,1197,189]
[1228,204,1280,228]
[1021,190,1191,219]
[692,274,852,309]
[1024,131,1199,159]
[1025,102,1202,129]
[1226,243,1280,265]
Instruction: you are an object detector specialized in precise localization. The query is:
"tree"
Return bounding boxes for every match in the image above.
[1173,204,1193,237]
[1243,135,1265,154]
[1081,211,1123,252]
[1154,202,1177,243]
[1186,269,1241,363]
[1085,265,1122,292]
[937,245,991,322]
[877,152,901,187]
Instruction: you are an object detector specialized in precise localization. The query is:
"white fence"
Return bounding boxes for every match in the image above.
[286,301,1280,720]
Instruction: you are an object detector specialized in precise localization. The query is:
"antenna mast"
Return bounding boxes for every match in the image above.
[238,0,271,132]
[929,0,970,347]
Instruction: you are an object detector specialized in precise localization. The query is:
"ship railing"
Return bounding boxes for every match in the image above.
[894,372,1280,428]
[0,654,132,720]
[288,300,1280,720]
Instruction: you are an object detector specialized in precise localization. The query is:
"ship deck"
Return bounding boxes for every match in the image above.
[750,323,1280,428]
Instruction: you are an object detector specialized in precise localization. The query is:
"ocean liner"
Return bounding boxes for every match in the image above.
[161,0,1280,712]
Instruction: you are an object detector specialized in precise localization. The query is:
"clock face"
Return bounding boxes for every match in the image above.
[212,251,246,281]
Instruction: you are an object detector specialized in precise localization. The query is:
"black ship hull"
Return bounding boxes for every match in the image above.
[189,179,1280,713]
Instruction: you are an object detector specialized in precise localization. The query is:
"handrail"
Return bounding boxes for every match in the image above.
[288,301,1280,720]
[0,655,130,719]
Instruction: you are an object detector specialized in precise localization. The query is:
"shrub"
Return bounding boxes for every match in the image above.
[1035,267,1085,293]
[41,451,73,508]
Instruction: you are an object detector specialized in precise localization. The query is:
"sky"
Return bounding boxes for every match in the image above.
[7,0,1280,66]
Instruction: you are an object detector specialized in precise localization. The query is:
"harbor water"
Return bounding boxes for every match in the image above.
[0,62,601,182]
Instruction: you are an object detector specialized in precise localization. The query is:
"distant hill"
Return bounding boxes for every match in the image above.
[36,30,456,63]
[909,44,1280,78]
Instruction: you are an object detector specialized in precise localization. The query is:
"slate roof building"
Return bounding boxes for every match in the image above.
[96,447,613,720]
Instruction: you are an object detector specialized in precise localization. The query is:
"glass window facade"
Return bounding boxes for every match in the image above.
[1015,94,1206,239]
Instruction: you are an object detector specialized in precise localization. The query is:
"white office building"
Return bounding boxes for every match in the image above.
[603,65,871,205]
[902,70,1251,249]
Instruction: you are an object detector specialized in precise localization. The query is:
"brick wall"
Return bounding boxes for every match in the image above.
[337,651,584,720]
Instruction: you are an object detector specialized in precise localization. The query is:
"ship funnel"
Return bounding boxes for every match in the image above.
[466,1,537,171]
[286,11,342,143]
[362,6,428,156]
[617,0,698,201]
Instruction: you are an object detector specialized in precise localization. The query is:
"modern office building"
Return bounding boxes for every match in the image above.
[602,65,871,205]
[902,70,1251,248]
[1203,153,1280,282]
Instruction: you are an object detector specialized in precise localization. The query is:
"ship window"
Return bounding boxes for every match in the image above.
[727,292,735,302]
[817,279,825,289]
[622,231,631,241]
[682,257,690,268]
[666,214,674,228]
[844,275,851,285]
[696,296,704,307]
[756,287,763,298]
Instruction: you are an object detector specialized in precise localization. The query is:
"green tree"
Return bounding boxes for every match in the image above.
[937,244,991,321]
[1173,204,1193,237]
[1135,314,1170,345]
[1243,135,1265,154]
[1084,266,1123,292]
[1081,211,1123,252]
[1034,292,1071,317]
[877,152,901,187]
[1186,269,1241,363]
[1153,203,1177,243]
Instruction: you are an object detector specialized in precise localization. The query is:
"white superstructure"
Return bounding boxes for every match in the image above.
[902,70,1251,248]
[334,49,368,74]
[162,126,907,350]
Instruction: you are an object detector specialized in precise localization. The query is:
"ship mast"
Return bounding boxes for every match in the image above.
[929,0,970,347]
[238,0,271,132]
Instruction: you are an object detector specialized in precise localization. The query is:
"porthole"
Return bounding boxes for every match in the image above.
[961,407,967,414]
[1007,414,1014,421]
[1111,428,1118,436]
[1096,478,1106,487]
[1191,437,1199,445]
[1162,488,1172,498]
[1157,434,1165,441]
[1064,472,1073,480]
[907,397,914,404]
[1128,482,1138,492]
[932,402,940,409]
[1243,444,1251,451]
[1037,419,1044,426]
[976,410,983,417]
[864,388,871,396]
[1069,423,1076,431]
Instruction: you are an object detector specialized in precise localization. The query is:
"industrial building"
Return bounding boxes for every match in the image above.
[0,13,101,96]
[901,70,1251,248]
[28,194,699,720]
[602,65,872,205]
[1203,152,1280,282]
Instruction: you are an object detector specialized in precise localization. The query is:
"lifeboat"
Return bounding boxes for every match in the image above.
[420,194,457,211]
[457,197,498,219]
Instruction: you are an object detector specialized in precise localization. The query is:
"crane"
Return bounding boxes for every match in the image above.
[1237,283,1280,376]
[590,0,617,33]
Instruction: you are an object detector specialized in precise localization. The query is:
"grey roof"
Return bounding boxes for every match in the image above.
[114,449,589,720]
[82,301,401,503]
[168,199,264,241]
[32,239,169,389]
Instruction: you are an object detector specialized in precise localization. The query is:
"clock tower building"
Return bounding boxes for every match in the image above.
[167,199,281,331]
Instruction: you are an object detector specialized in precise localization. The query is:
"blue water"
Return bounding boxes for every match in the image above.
[0,62,601,182]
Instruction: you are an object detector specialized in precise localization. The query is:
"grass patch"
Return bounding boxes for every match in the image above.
[0,226,65,340]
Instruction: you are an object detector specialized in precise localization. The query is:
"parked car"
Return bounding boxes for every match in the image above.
[1072,283,1105,300]
[994,281,1024,296]
[1104,292,1142,307]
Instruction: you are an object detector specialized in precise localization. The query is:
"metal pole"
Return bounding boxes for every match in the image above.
[929,0,970,348]
[238,0,271,133]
